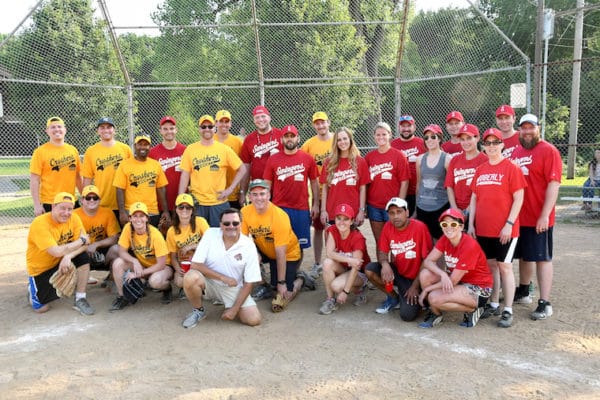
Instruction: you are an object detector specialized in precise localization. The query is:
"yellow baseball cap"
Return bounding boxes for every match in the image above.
[312,112,328,122]
[175,193,195,207]
[81,185,101,198]
[53,192,75,205]
[46,117,65,127]
[215,110,232,121]
[198,115,215,125]
[134,134,152,144]
[129,202,149,216]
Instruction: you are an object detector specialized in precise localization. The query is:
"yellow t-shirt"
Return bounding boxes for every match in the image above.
[26,212,85,276]
[166,216,210,260]
[74,207,121,243]
[179,141,243,205]
[301,135,333,176]
[240,202,301,261]
[81,141,133,210]
[29,142,81,204]
[215,133,243,202]
[118,223,168,268]
[113,157,168,214]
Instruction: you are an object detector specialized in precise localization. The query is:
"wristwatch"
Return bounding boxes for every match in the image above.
[80,237,87,245]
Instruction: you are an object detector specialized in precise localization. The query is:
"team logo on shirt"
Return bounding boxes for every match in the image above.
[192,154,221,171]
[369,162,394,180]
[87,225,107,242]
[247,225,272,240]
[57,230,75,245]
[176,233,202,250]
[128,170,158,187]
[389,239,416,256]
[512,155,533,176]
[401,147,420,163]
[253,140,279,158]
[314,152,331,167]
[444,253,458,270]
[331,168,357,185]
[95,153,124,171]
[475,173,505,186]
[157,156,182,171]
[453,167,477,185]
[276,164,306,181]
[50,154,77,172]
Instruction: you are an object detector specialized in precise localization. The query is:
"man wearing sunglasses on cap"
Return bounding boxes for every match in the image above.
[178,115,248,227]
[181,208,262,328]
[74,185,121,283]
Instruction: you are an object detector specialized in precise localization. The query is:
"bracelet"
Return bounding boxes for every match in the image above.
[506,220,514,226]
[343,289,350,295]
[359,207,366,211]
[277,280,286,285]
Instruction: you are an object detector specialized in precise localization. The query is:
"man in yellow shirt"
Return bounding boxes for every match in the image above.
[26,192,94,315]
[29,117,83,216]
[82,117,133,217]
[178,115,248,227]
[214,110,245,209]
[114,134,170,227]
[301,112,334,277]
[241,179,312,312]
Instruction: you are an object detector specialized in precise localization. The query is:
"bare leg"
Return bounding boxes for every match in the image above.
[537,261,553,301]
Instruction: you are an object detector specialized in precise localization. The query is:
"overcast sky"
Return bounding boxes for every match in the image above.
[1,0,470,35]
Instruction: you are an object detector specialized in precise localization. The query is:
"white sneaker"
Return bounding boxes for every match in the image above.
[319,298,337,315]
[310,263,322,279]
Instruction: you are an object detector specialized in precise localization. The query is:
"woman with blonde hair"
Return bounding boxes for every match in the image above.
[320,127,370,226]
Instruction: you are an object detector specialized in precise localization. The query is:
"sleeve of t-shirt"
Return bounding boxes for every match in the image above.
[349,230,368,254]
[240,138,252,164]
[106,211,121,237]
[166,228,177,253]
[226,146,243,171]
[263,158,275,181]
[179,148,192,173]
[81,148,93,179]
[357,157,371,185]
[397,152,410,183]
[155,162,169,189]
[118,224,132,248]
[151,227,169,257]
[307,155,319,180]
[31,217,58,251]
[546,146,563,183]
[378,223,391,253]
[29,148,42,175]
[319,159,330,185]
[113,163,127,189]
[444,158,457,189]
[196,217,210,236]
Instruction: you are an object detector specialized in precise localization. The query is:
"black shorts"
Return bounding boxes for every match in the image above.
[416,203,450,240]
[515,226,553,262]
[477,236,518,263]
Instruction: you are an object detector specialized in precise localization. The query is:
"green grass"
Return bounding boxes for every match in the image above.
[0,197,33,217]
[0,158,30,175]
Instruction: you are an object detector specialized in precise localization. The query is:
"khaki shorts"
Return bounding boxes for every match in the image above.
[204,279,256,309]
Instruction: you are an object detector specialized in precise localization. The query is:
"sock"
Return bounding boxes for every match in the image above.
[503,306,513,314]
[75,292,86,301]
[490,302,500,309]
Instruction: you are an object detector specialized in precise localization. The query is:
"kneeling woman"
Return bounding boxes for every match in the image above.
[418,209,492,328]
[110,202,172,311]
[319,204,371,315]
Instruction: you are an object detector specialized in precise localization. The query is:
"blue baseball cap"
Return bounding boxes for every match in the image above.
[96,117,115,128]
[398,115,415,125]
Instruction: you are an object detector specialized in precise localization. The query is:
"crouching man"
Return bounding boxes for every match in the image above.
[181,208,262,328]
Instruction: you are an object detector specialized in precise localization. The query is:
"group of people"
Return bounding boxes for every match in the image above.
[26,104,562,331]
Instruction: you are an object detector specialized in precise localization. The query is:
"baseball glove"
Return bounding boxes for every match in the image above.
[89,251,106,270]
[122,277,146,304]
[49,263,77,298]
[158,214,171,236]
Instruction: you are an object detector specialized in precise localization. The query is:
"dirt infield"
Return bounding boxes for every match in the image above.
[1,223,599,399]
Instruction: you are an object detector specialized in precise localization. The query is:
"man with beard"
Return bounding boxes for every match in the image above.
[511,114,561,321]
[391,115,426,215]
[114,134,170,227]
[178,115,247,227]
[495,105,521,159]
[263,124,320,255]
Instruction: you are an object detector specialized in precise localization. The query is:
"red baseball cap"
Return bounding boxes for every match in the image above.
[446,111,464,123]
[160,116,176,126]
[281,125,298,136]
[458,123,479,137]
[334,203,355,219]
[438,208,464,224]
[483,128,503,142]
[496,105,515,117]
[253,106,270,116]
[423,124,443,135]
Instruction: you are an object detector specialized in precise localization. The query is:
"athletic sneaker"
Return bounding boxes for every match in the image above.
[109,296,129,312]
[419,311,443,328]
[161,288,172,305]
[310,263,322,279]
[297,270,316,291]
[319,298,338,315]
[497,310,514,328]
[375,295,400,314]
[514,284,533,304]
[251,284,273,301]
[459,307,483,328]
[353,286,367,306]
[480,303,501,319]
[530,299,553,320]
[73,298,95,316]
[182,308,206,329]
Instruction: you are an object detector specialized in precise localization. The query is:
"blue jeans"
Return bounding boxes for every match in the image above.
[583,178,600,200]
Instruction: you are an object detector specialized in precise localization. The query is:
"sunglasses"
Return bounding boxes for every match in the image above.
[177,205,193,210]
[221,221,241,227]
[399,116,414,122]
[423,135,439,140]
[482,140,502,146]
[84,196,99,201]
[440,221,462,228]
[200,125,214,129]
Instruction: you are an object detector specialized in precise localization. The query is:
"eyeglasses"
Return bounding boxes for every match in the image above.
[221,221,241,227]
[399,115,414,122]
[482,140,502,146]
[200,125,214,129]
[177,205,193,210]
[440,221,462,228]
[84,196,99,201]
[423,135,439,140]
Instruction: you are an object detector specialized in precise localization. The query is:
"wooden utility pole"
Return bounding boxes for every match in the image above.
[567,0,585,179]
[533,0,545,116]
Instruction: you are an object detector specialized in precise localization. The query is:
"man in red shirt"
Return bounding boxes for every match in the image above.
[391,115,426,215]
[495,105,521,159]
[442,111,465,156]
[511,114,562,321]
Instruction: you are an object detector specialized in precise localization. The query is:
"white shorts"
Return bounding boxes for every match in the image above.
[204,279,256,309]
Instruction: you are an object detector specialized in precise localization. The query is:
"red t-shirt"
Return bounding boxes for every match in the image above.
[148,142,187,211]
[501,133,521,160]
[326,225,371,269]
[319,156,370,217]
[470,158,527,238]
[365,147,410,209]
[511,140,562,227]
[263,150,319,210]
[444,152,488,210]
[441,141,463,157]
[240,128,283,180]
[435,233,493,288]
[391,137,426,195]
[379,219,432,279]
